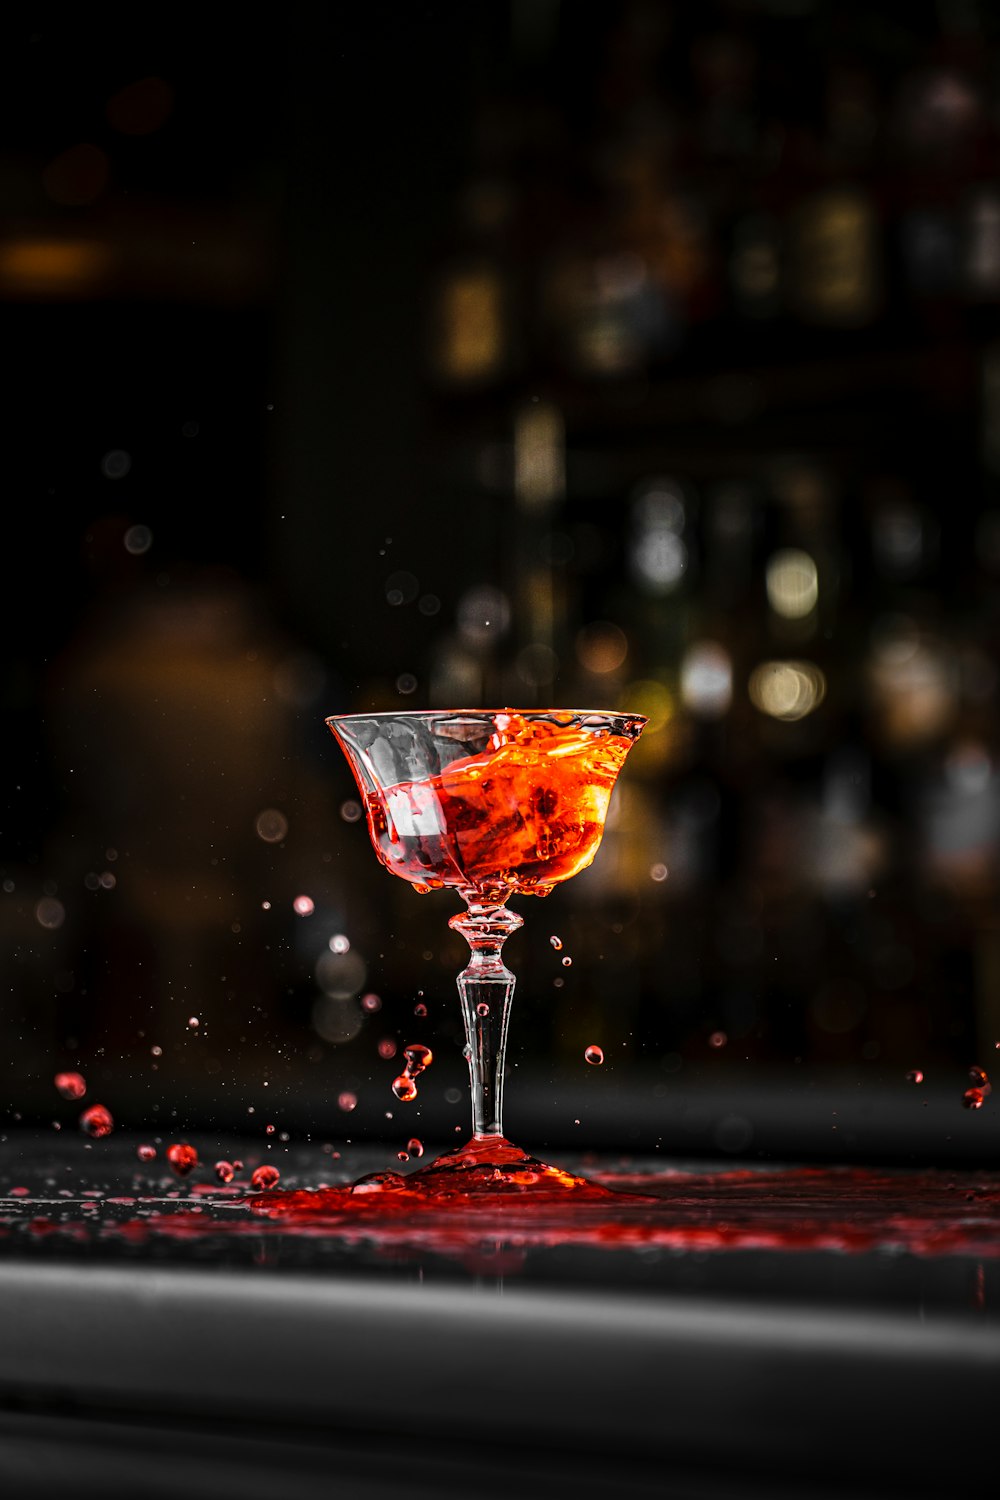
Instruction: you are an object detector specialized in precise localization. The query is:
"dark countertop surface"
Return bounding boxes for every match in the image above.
[1,1130,998,1498]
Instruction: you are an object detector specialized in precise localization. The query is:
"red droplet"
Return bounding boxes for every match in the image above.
[337,1091,357,1112]
[414,1002,427,1018]
[906,1069,924,1084]
[232,1160,244,1171]
[361,993,382,1013]
[969,1065,992,1094]
[963,1088,986,1110]
[378,1038,397,1059]
[550,936,563,951]
[584,1045,604,1066]
[709,1031,727,1049]
[136,1143,156,1162]
[80,1104,113,1138]
[407,1137,424,1158]
[54,1071,86,1101]
[214,1160,235,1183]
[561,956,572,968]
[403,1043,433,1076]
[397,1151,409,1162]
[166,1142,198,1176]
[251,1164,280,1189]
[265,1123,275,1135]
[476,1002,490,1017]
[392,1074,417,1102]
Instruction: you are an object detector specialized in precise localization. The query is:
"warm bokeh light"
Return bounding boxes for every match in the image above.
[515,402,565,511]
[0,238,111,294]
[765,549,819,619]
[576,621,628,675]
[435,267,504,381]
[749,660,826,721]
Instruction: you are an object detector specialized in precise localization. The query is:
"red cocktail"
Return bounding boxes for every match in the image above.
[328,709,645,1191]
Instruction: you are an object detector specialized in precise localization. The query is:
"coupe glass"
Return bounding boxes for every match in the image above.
[328,709,645,1190]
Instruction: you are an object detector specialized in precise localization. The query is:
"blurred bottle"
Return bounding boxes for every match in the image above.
[789,188,880,327]
[429,177,516,386]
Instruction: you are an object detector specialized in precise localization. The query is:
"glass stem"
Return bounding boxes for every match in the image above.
[448,904,523,1140]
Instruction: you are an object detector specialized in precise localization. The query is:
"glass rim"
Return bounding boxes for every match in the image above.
[325,708,648,726]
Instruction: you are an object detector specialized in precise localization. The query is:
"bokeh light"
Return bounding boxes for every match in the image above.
[681,642,732,718]
[749,660,826,721]
[765,549,819,619]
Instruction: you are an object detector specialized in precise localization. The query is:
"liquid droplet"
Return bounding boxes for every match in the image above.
[963,1088,986,1110]
[476,1002,490,1017]
[709,1031,727,1049]
[562,956,572,967]
[407,1137,424,1158]
[214,1160,235,1183]
[293,894,315,916]
[361,993,382,1013]
[265,1123,275,1135]
[136,1144,156,1162]
[397,1151,409,1162]
[80,1104,113,1138]
[392,1074,418,1102]
[251,1164,280,1189]
[414,1002,427,1018]
[166,1142,198,1175]
[584,1045,604,1066]
[550,936,563,951]
[906,1069,924,1084]
[329,934,350,954]
[187,1016,200,1029]
[150,1045,162,1057]
[337,1091,357,1112]
[378,1038,397,1059]
[969,1065,992,1093]
[403,1043,433,1075]
[54,1071,86,1101]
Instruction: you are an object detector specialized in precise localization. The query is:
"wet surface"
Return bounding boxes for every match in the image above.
[1,1130,999,1319]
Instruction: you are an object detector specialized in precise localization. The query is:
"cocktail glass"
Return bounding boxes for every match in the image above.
[328,709,645,1191]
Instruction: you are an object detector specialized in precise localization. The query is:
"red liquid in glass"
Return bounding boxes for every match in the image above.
[359,714,635,902]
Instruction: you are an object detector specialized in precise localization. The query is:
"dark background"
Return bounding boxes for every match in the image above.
[3,0,1000,1163]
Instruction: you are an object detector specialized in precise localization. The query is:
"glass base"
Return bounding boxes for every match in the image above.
[403,1135,618,1199]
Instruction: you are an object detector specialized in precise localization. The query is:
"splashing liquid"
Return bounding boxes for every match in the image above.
[390,1043,434,1103]
[357,714,637,904]
[251,1164,280,1190]
[251,1138,626,1215]
[240,1160,1000,1265]
[54,1071,86,1101]
[79,1105,113,1138]
[166,1143,198,1176]
[964,1066,992,1110]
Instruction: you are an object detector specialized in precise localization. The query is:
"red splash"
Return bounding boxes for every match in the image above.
[166,1143,198,1176]
[54,1071,86,1101]
[79,1104,113,1138]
